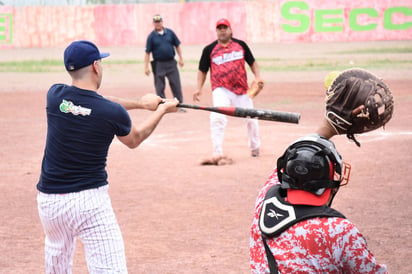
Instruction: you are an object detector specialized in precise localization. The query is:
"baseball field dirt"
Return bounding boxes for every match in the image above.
[0,40,411,273]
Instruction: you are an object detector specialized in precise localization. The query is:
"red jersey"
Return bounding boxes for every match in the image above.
[250,168,388,273]
[198,38,255,95]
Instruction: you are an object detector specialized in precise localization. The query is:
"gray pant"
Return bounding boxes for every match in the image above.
[152,59,183,102]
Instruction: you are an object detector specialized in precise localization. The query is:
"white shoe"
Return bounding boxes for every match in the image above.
[251,148,260,157]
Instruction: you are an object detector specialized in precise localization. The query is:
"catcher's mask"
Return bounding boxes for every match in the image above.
[277,134,351,206]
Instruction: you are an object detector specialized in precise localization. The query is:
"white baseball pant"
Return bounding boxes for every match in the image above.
[37,185,127,273]
[211,87,260,156]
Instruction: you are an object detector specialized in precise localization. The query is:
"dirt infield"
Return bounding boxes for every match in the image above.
[1,41,411,273]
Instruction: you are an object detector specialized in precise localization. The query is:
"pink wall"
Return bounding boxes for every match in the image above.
[0,0,411,48]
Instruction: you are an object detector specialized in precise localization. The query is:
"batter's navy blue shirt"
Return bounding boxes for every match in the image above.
[145,28,180,61]
[37,84,131,194]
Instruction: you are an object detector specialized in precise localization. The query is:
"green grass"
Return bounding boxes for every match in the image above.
[0,59,63,72]
[335,47,412,54]
[256,57,412,72]
[0,59,144,72]
[1,53,411,73]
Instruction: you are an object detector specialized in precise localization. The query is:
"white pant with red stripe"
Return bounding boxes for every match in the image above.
[37,185,127,273]
[211,87,260,156]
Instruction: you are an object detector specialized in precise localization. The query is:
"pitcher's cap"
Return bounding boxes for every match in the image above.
[216,18,231,28]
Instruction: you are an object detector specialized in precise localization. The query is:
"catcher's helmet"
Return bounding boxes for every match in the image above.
[277,134,346,205]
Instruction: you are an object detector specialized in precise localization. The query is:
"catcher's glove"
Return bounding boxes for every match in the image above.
[325,68,394,146]
[247,80,264,99]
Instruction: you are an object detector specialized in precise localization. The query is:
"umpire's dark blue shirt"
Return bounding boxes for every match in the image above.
[145,28,180,61]
[37,84,131,194]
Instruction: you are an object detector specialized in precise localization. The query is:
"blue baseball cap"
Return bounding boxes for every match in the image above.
[64,40,110,71]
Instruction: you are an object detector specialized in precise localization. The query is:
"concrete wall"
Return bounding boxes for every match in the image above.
[0,0,411,48]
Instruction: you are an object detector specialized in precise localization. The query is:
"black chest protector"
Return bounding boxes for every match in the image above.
[259,185,345,238]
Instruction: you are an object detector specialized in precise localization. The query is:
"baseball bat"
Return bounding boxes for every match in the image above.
[177,103,300,124]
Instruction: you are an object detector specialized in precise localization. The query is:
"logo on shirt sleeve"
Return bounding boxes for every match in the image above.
[59,99,92,116]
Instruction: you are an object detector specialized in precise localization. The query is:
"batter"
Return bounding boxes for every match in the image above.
[37,40,178,273]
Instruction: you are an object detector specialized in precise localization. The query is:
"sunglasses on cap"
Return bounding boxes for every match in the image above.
[153,15,162,22]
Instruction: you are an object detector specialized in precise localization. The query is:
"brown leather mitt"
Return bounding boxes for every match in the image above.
[247,80,264,99]
[325,68,394,146]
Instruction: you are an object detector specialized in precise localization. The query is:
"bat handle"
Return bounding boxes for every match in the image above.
[177,103,200,110]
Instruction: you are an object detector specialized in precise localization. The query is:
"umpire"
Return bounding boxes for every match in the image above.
[144,14,185,107]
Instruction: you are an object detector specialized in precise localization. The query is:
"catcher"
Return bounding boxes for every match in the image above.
[250,134,388,273]
[249,68,393,273]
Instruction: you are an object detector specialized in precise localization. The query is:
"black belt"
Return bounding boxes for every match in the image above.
[155,59,175,62]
